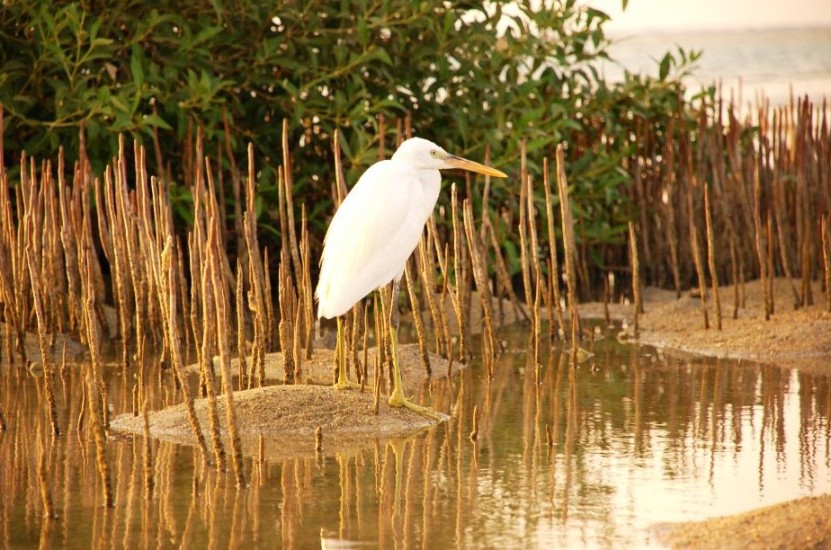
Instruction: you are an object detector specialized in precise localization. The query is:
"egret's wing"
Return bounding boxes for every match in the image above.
[316,160,432,319]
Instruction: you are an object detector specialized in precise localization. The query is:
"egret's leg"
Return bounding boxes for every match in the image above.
[384,281,444,420]
[334,316,359,390]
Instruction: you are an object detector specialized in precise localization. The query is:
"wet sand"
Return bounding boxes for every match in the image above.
[654,494,831,549]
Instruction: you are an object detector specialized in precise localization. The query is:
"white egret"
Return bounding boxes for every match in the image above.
[316,137,507,419]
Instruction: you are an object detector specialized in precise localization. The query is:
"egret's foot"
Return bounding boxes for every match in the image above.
[333,378,361,391]
[388,391,447,421]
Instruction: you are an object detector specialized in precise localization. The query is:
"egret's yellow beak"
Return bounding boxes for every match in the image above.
[444,154,508,178]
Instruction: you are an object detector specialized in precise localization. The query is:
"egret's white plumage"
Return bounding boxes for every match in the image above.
[315,136,506,415]
[317,137,506,319]
[316,138,447,318]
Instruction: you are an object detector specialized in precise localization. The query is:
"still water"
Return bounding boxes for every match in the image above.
[603,27,831,107]
[2,327,830,548]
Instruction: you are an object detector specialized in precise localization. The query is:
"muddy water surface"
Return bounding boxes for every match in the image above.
[2,328,830,548]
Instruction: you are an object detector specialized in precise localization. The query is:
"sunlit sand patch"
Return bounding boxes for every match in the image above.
[110,383,447,459]
[112,343,457,457]
[653,494,831,550]
[632,278,831,373]
[110,385,448,458]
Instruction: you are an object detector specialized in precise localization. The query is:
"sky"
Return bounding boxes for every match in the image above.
[585,0,831,33]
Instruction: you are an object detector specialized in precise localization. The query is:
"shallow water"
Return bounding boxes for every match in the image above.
[2,327,830,548]
[603,27,831,107]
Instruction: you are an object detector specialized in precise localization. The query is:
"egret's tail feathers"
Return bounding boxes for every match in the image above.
[315,278,340,319]
[314,281,326,319]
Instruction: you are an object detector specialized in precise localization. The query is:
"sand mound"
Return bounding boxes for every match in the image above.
[633,278,831,372]
[113,343,456,457]
[111,384,448,458]
[576,278,831,373]
[656,494,831,549]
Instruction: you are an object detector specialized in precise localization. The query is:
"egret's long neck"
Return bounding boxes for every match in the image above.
[417,168,442,220]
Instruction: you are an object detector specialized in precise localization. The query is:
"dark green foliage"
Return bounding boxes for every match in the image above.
[0,0,694,276]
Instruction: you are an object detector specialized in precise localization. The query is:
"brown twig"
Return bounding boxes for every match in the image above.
[628,222,641,338]
[555,145,580,357]
[704,184,722,330]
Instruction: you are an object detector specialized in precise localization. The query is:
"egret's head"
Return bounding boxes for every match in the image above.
[392,137,507,177]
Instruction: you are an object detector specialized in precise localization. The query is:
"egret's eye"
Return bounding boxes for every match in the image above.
[430,150,439,158]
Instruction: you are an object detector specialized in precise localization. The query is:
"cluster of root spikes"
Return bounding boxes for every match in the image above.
[1,90,830,501]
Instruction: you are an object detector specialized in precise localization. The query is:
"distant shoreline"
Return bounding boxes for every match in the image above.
[607,25,831,38]
[601,26,831,108]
